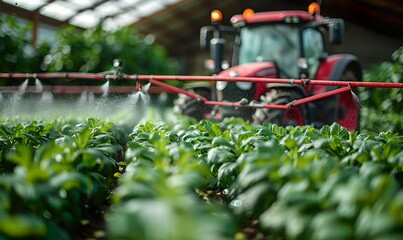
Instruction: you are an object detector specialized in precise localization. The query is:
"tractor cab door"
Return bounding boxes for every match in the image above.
[302,27,326,79]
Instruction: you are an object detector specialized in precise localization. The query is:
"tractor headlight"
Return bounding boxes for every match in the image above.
[298,58,308,70]
[216,81,228,90]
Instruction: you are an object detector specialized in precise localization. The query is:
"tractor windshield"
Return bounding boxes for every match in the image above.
[238,24,299,78]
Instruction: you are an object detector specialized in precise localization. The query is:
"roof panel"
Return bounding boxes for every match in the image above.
[102,18,121,31]
[112,10,140,27]
[164,0,180,4]
[95,2,121,18]
[3,0,185,29]
[69,10,100,29]
[4,0,47,11]
[40,1,77,21]
[119,0,142,8]
[136,1,165,17]
[96,0,171,30]
[66,0,97,9]
[102,16,139,32]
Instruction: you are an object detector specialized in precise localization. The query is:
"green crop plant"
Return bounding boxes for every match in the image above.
[0,118,124,239]
[0,115,402,239]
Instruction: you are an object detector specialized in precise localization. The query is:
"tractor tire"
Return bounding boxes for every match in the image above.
[253,88,308,126]
[173,86,213,121]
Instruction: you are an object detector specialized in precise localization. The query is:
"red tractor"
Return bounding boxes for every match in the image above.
[175,3,362,131]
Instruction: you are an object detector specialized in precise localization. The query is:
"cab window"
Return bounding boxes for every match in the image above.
[302,28,324,78]
[239,24,299,78]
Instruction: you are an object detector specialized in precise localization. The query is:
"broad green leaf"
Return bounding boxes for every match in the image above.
[49,171,87,192]
[382,142,402,160]
[354,139,379,152]
[331,177,369,217]
[6,145,33,169]
[240,136,265,152]
[356,208,396,238]
[126,142,155,162]
[217,161,239,187]
[256,126,272,139]
[0,124,13,137]
[260,201,288,230]
[230,182,273,215]
[236,142,285,169]
[207,148,236,164]
[87,117,97,128]
[280,134,298,150]
[349,131,358,146]
[271,124,279,136]
[0,214,46,238]
[284,207,311,239]
[341,151,370,165]
[234,165,273,192]
[205,122,222,137]
[310,211,353,240]
[21,133,41,145]
[74,127,92,149]
[370,145,383,162]
[278,180,313,204]
[389,151,403,167]
[330,123,349,140]
[358,162,387,178]
[96,144,123,159]
[81,149,99,168]
[369,175,399,204]
[212,136,234,150]
[389,191,403,223]
[107,198,231,240]
[222,129,231,140]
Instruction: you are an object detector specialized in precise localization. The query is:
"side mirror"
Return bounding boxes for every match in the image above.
[200,26,214,50]
[329,18,344,45]
[209,38,226,74]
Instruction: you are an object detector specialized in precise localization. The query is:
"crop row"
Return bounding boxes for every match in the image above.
[0,119,125,239]
[109,118,403,239]
[1,117,402,239]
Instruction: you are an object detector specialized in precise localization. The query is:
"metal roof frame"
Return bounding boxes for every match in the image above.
[2,0,182,29]
[0,0,401,60]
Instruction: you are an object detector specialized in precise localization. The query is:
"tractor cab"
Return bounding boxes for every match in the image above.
[204,3,345,80]
[189,2,361,130]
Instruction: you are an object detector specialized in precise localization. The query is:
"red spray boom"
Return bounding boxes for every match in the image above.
[0,72,402,110]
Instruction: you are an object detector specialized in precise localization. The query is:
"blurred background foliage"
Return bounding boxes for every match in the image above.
[0,15,178,75]
[360,47,402,113]
[359,47,402,134]
[42,25,178,75]
[0,16,49,73]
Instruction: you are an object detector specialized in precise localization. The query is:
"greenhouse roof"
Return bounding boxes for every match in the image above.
[2,0,182,30]
[1,0,401,58]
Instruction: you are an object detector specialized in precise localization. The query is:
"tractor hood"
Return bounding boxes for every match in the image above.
[219,62,277,78]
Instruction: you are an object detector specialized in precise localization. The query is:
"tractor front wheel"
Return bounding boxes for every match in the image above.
[253,88,308,126]
[173,85,213,121]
